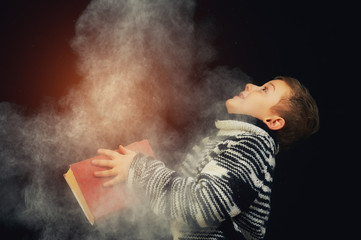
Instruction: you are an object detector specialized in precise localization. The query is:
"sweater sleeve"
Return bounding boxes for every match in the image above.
[127,142,258,228]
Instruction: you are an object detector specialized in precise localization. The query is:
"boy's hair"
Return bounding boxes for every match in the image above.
[271,76,319,150]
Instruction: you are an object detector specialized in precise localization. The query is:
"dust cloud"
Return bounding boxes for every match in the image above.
[0,0,250,239]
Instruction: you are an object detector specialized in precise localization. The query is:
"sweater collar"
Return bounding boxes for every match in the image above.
[215,114,279,144]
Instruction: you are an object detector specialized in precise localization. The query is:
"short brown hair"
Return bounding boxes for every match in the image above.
[271,76,319,150]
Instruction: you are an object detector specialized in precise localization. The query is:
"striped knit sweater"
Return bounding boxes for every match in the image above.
[127,115,279,240]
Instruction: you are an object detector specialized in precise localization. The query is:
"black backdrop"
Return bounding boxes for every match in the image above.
[0,0,354,239]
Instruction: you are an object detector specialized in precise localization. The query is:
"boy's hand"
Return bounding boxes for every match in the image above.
[92,145,136,187]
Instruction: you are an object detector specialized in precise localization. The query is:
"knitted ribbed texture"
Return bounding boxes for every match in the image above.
[127,116,278,239]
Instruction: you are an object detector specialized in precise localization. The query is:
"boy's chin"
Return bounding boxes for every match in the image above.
[225,102,235,114]
[225,100,244,114]
[226,107,243,115]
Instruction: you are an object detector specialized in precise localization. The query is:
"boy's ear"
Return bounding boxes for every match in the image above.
[263,116,285,130]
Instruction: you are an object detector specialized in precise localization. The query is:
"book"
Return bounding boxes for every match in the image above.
[64,139,155,225]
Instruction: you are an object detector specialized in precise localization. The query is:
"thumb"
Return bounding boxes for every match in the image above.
[118,145,131,154]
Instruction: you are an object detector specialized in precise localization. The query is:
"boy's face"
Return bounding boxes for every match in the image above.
[225,79,292,130]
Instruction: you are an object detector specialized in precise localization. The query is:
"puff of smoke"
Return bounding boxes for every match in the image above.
[0,0,250,239]
[69,0,200,135]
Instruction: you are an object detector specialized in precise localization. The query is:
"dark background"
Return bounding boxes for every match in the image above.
[0,0,354,239]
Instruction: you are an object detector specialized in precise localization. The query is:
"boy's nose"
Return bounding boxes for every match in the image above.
[245,83,255,92]
[245,83,263,93]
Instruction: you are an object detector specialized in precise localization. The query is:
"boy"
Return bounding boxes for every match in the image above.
[92,76,319,239]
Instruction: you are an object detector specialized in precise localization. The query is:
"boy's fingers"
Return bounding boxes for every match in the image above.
[118,145,126,154]
[92,159,115,168]
[97,148,120,159]
[118,145,135,155]
[103,176,122,187]
[94,169,116,177]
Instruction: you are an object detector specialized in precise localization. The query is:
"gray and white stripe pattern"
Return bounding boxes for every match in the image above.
[127,116,278,239]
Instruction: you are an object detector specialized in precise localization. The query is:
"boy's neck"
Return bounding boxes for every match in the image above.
[223,113,279,144]
[227,113,258,123]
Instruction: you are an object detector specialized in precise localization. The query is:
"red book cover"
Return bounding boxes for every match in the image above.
[64,139,155,224]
